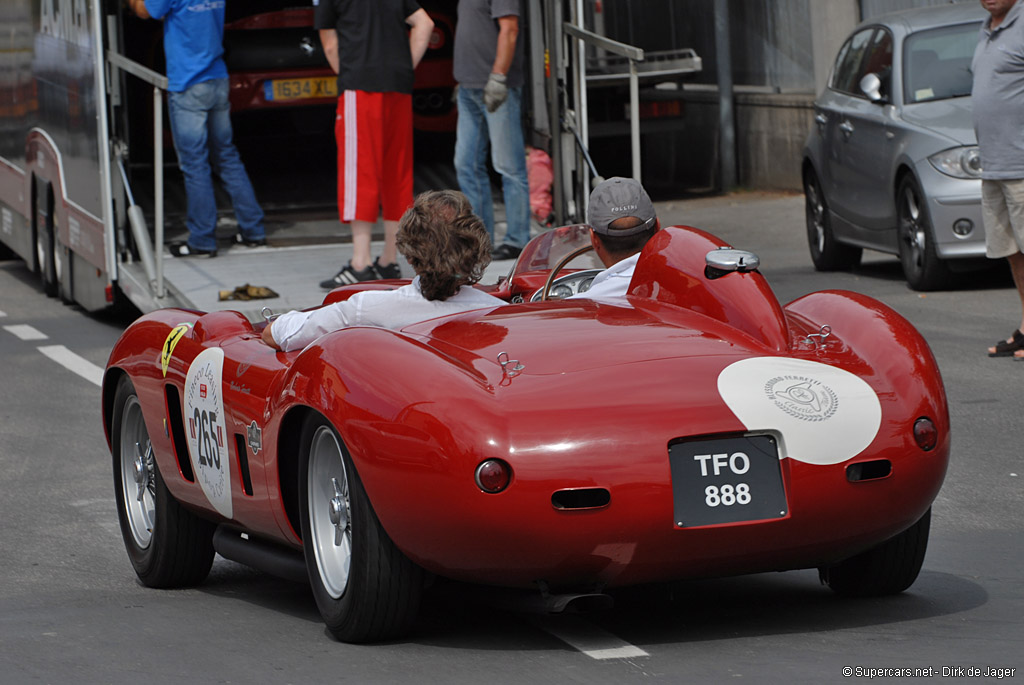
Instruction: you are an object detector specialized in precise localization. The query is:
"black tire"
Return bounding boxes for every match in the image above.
[896,176,953,291]
[111,375,215,588]
[299,414,423,643]
[35,181,58,297]
[804,167,862,271]
[821,508,931,597]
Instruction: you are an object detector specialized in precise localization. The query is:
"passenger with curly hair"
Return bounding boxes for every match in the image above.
[264,190,506,352]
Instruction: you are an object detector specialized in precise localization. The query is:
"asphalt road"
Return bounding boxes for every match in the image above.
[0,192,1021,684]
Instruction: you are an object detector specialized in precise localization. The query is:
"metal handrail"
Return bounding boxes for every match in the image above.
[106,51,168,298]
[562,22,644,183]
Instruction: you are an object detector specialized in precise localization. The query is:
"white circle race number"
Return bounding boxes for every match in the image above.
[184,347,232,519]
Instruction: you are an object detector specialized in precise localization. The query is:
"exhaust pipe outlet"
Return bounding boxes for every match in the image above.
[544,592,615,614]
[465,586,614,614]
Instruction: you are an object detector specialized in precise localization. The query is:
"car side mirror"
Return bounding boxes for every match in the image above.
[860,73,884,103]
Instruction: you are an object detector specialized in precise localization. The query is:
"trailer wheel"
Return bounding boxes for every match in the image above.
[35,180,58,297]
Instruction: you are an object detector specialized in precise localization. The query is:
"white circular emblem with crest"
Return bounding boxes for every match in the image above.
[184,347,232,519]
[718,357,881,465]
[764,375,838,422]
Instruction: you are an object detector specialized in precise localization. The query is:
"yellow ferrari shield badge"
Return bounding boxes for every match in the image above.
[160,323,192,377]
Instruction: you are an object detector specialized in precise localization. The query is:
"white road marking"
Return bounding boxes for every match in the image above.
[4,324,48,340]
[0,310,7,317]
[38,345,103,387]
[70,499,121,537]
[535,616,649,660]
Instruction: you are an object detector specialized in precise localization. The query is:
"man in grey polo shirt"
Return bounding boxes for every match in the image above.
[453,0,531,261]
[973,0,1024,359]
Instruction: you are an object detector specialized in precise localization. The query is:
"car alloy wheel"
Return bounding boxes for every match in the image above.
[896,176,952,291]
[803,167,861,271]
[119,393,156,549]
[299,414,423,642]
[111,375,215,587]
[307,424,353,599]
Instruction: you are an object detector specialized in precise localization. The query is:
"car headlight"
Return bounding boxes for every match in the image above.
[928,146,982,179]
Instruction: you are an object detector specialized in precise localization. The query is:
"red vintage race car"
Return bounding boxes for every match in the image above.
[102,225,949,643]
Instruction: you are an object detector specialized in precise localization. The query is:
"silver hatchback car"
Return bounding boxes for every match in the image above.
[802,3,987,290]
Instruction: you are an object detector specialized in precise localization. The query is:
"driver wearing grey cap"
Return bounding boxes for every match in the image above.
[570,177,660,300]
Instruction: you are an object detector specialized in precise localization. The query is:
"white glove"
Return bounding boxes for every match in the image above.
[483,72,508,112]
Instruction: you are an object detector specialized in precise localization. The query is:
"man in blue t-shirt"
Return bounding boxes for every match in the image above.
[129,0,265,258]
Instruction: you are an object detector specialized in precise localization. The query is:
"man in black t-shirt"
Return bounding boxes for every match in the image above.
[314,0,434,288]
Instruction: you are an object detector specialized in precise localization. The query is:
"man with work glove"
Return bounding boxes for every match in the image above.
[453,0,532,260]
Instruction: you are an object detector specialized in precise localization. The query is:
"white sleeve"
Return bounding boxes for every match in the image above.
[272,297,362,352]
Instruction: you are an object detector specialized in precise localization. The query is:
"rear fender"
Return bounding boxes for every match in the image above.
[784,290,950,511]
[785,289,947,413]
[272,327,502,539]
[629,226,790,351]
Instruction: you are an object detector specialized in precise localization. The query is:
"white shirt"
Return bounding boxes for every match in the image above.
[569,253,640,301]
[272,277,507,352]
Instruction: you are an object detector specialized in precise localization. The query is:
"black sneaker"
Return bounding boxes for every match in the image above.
[319,262,377,289]
[373,257,402,279]
[234,233,267,247]
[491,243,522,260]
[169,242,217,258]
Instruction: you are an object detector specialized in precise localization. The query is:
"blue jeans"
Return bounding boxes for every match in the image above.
[454,85,531,249]
[168,78,264,251]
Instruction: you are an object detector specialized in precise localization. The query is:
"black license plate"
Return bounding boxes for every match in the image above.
[669,435,787,528]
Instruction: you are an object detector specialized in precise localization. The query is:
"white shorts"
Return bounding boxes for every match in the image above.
[981,178,1024,258]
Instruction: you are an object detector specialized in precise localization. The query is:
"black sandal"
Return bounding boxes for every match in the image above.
[989,329,1024,357]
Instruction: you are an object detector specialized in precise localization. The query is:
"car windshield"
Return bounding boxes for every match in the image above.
[903,21,981,104]
[509,224,601,279]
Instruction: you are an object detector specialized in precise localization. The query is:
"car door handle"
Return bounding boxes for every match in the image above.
[815,113,828,126]
[839,121,855,136]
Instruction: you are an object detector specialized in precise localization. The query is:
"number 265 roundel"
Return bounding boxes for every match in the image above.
[184,347,232,519]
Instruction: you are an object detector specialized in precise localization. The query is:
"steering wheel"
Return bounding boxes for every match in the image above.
[539,244,596,301]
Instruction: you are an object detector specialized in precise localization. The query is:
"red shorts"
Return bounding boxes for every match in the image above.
[334,90,414,223]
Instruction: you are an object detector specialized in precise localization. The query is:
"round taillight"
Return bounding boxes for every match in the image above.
[913,417,938,452]
[475,459,512,493]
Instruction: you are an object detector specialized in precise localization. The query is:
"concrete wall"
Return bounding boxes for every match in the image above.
[735,91,816,190]
[640,88,815,193]
[584,0,977,193]
[586,87,815,195]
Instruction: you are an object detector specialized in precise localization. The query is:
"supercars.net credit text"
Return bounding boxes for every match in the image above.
[843,667,1016,679]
